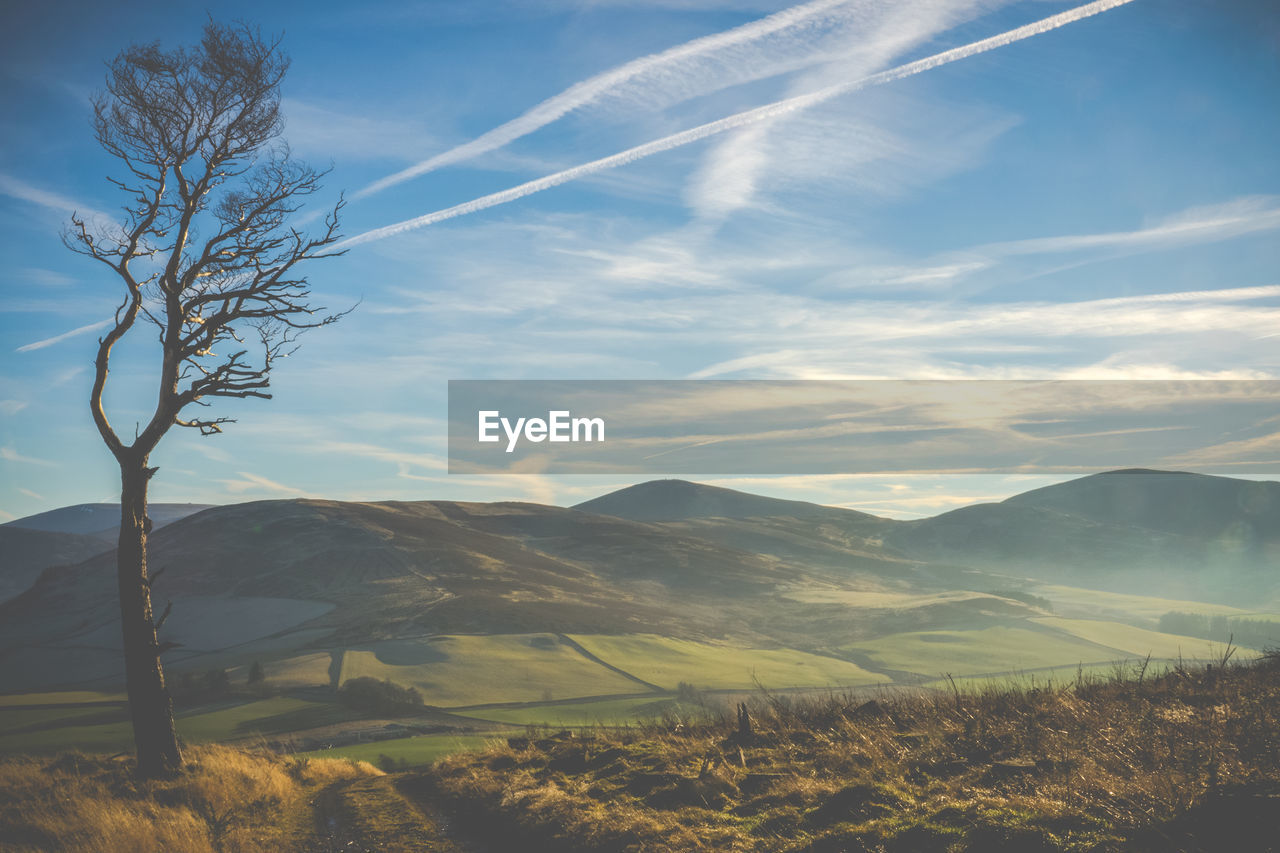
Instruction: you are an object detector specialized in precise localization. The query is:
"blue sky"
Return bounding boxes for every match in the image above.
[1,0,1277,521]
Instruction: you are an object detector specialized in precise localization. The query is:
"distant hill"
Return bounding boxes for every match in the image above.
[5,470,1276,692]
[0,497,934,690]
[885,470,1279,601]
[0,527,112,604]
[1004,469,1280,541]
[0,503,217,605]
[573,479,874,523]
[4,502,215,537]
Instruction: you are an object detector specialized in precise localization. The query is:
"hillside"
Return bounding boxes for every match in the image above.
[883,470,1280,603]
[3,469,1276,700]
[0,497,938,692]
[0,526,112,604]
[573,479,875,524]
[0,502,215,605]
[4,502,215,536]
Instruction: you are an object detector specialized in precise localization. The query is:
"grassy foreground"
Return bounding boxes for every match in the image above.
[423,653,1280,852]
[2,655,1278,851]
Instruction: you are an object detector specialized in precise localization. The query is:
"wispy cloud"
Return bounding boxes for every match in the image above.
[339,0,1136,246]
[356,0,883,198]
[0,172,116,229]
[833,197,1280,290]
[0,400,27,416]
[0,445,56,467]
[16,319,111,353]
[217,471,315,498]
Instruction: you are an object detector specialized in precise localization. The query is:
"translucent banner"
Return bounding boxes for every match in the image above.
[447,380,1280,475]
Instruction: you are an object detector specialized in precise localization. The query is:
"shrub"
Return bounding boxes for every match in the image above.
[337,677,424,716]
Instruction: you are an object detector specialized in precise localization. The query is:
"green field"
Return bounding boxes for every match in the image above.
[1031,584,1252,621]
[0,691,124,707]
[339,634,642,707]
[296,733,496,767]
[227,651,334,689]
[923,659,1183,691]
[569,634,883,691]
[1031,616,1258,661]
[0,696,351,755]
[842,625,1121,679]
[457,696,713,727]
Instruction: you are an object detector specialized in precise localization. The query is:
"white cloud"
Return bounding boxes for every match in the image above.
[16,319,112,353]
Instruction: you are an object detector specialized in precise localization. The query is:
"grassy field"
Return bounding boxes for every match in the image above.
[0,696,355,755]
[569,634,883,691]
[0,691,124,707]
[339,634,643,707]
[1030,584,1253,621]
[841,624,1122,679]
[1031,616,1258,661]
[456,696,710,727]
[297,733,497,767]
[227,651,334,689]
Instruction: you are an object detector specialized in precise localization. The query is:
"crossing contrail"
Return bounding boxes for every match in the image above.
[337,0,1136,249]
[354,0,872,200]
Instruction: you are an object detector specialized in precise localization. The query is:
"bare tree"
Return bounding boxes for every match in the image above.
[65,21,346,777]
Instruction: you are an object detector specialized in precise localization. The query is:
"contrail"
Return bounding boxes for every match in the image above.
[338,0,1136,249]
[354,0,865,199]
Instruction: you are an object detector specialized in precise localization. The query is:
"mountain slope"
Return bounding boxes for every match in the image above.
[0,497,930,691]
[0,526,112,604]
[1005,469,1280,541]
[5,502,215,537]
[573,479,874,524]
[885,470,1279,602]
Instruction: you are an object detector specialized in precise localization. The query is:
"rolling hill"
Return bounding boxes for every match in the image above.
[0,503,217,605]
[883,470,1280,601]
[2,470,1275,696]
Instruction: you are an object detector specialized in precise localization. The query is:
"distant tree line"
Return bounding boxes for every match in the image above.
[1158,612,1280,650]
[338,677,424,716]
[986,589,1053,612]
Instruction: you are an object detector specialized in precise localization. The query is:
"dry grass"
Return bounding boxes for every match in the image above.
[0,744,381,852]
[421,654,1280,852]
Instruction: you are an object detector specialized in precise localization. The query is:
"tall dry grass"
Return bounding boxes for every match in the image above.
[422,653,1280,852]
[0,744,381,853]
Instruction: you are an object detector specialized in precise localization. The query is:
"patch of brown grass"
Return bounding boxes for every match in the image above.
[419,654,1280,852]
[0,744,380,852]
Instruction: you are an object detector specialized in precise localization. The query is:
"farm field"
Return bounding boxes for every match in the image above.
[457,696,704,727]
[338,634,643,706]
[1030,584,1253,622]
[568,634,883,690]
[0,695,350,755]
[0,691,124,707]
[1031,616,1259,661]
[297,732,497,767]
[841,624,1125,679]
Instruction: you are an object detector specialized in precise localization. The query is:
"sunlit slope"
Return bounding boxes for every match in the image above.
[337,634,644,706]
[0,496,903,691]
[568,634,883,691]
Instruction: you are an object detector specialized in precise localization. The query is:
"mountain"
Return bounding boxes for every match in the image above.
[573,479,875,524]
[5,470,1276,693]
[0,503,217,606]
[4,502,215,537]
[0,497,938,690]
[1004,469,1280,541]
[0,526,113,604]
[884,470,1280,601]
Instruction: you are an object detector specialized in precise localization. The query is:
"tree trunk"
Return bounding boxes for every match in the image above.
[117,459,183,776]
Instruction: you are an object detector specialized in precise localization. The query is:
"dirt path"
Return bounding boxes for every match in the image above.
[309,772,490,852]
